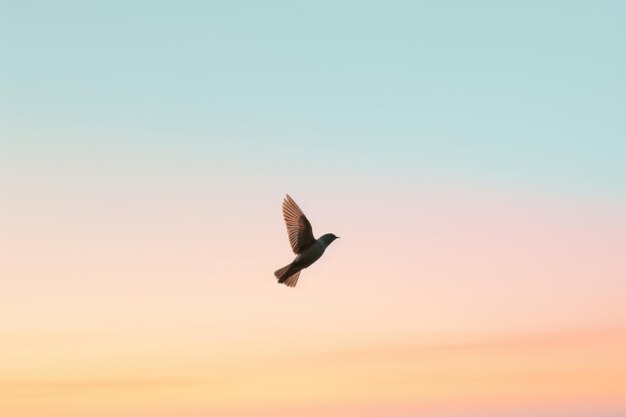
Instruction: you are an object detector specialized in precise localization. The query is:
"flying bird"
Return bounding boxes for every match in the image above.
[274,194,339,287]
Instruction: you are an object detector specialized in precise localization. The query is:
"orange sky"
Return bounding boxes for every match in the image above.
[2,181,626,417]
[2,326,625,416]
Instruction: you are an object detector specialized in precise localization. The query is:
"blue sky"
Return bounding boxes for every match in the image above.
[3,1,625,198]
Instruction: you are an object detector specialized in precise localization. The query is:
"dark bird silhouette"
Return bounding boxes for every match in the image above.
[274,194,339,287]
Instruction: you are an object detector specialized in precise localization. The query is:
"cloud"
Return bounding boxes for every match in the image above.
[285,325,626,365]
[0,377,224,401]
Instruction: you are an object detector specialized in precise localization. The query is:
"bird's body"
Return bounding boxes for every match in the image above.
[274,195,339,287]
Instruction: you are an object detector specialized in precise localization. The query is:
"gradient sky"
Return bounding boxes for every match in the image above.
[2,1,626,417]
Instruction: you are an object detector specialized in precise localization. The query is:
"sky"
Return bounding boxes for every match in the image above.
[1,1,626,416]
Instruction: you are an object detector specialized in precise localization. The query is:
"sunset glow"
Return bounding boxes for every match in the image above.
[3,1,625,416]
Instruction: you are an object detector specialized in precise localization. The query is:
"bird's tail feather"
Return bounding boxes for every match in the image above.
[274,264,292,280]
[274,264,301,287]
[282,270,301,287]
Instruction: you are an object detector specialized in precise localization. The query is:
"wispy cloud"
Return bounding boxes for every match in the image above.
[288,325,626,363]
[0,377,225,401]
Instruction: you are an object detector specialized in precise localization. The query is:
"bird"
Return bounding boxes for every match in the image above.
[274,194,339,287]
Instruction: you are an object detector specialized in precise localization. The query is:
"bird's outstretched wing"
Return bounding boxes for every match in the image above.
[282,194,315,254]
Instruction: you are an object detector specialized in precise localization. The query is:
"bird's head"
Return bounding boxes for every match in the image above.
[320,233,340,246]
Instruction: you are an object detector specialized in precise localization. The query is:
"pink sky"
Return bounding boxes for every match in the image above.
[2,179,625,417]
